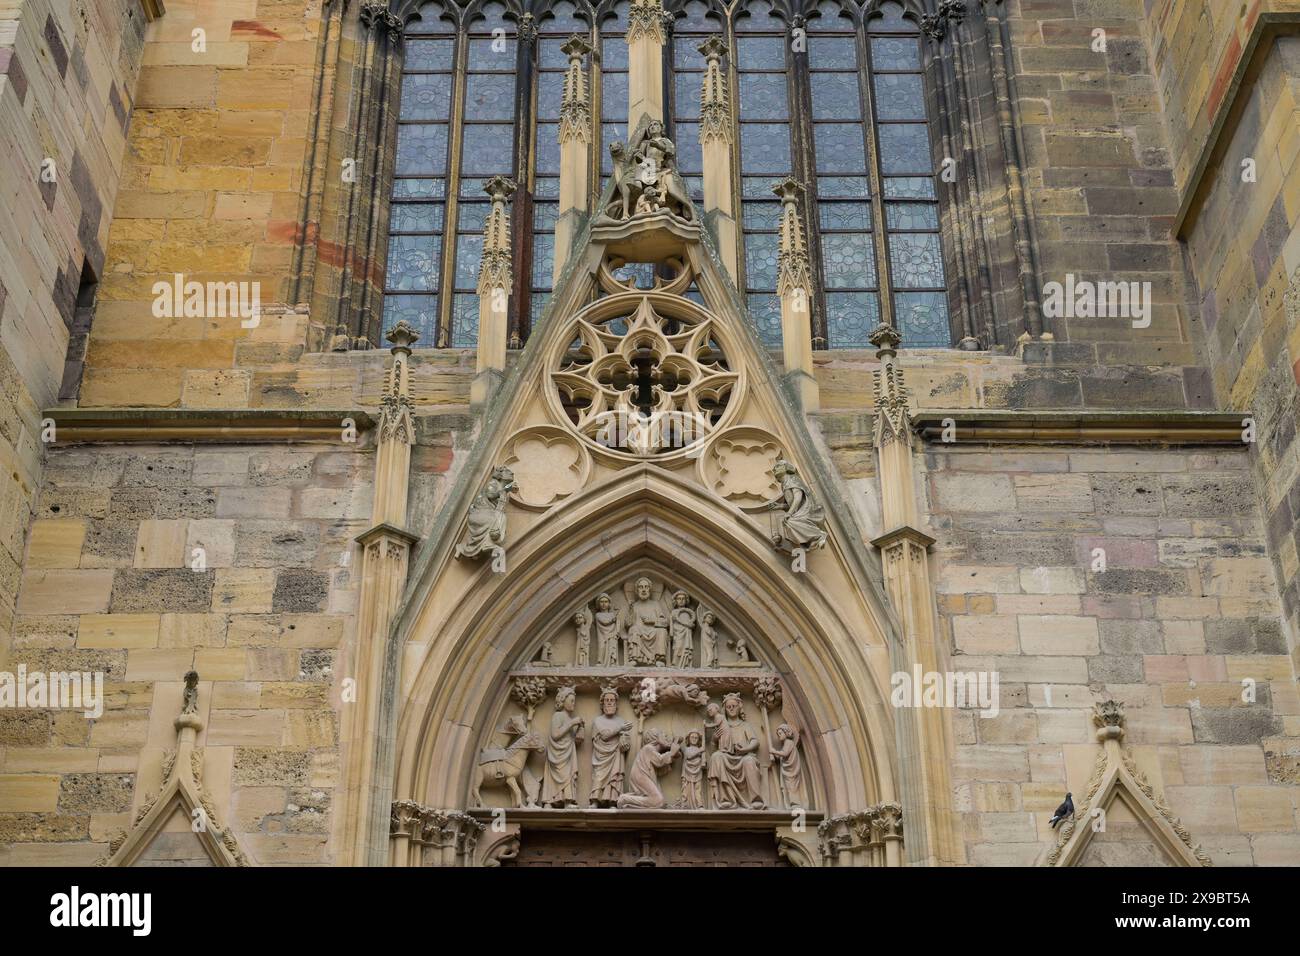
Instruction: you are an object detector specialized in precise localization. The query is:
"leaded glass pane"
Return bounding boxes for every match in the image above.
[677,0,720,31]
[601,72,629,118]
[534,177,560,199]
[533,201,559,232]
[744,233,780,289]
[675,74,701,118]
[825,292,879,348]
[742,177,777,198]
[460,124,515,173]
[894,291,950,347]
[873,73,925,120]
[533,233,555,275]
[739,73,789,119]
[868,2,918,34]
[817,176,871,198]
[822,233,877,288]
[813,124,866,172]
[535,124,560,173]
[404,39,455,71]
[735,0,785,32]
[450,293,479,348]
[806,2,853,32]
[396,124,448,174]
[883,176,936,199]
[383,294,439,345]
[467,38,514,69]
[540,0,586,35]
[741,201,782,230]
[735,37,785,66]
[676,123,702,172]
[887,232,943,288]
[611,261,655,287]
[454,233,483,287]
[870,36,918,71]
[601,37,628,70]
[392,178,446,199]
[877,123,932,174]
[530,292,551,326]
[809,73,860,119]
[459,177,488,198]
[740,123,790,172]
[386,236,441,291]
[673,43,708,70]
[746,293,782,347]
[456,201,490,234]
[537,78,564,118]
[819,201,872,230]
[407,4,455,34]
[390,203,445,234]
[806,36,857,68]
[683,176,703,199]
[885,202,938,230]
[538,38,570,69]
[400,74,453,120]
[465,73,515,120]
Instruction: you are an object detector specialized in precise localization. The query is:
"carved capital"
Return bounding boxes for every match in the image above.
[516,12,538,45]
[772,177,812,299]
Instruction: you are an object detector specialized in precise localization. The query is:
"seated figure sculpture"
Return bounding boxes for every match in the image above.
[605,120,695,223]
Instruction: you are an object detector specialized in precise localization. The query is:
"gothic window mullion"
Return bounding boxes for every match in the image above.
[858,18,896,333]
[513,17,537,346]
[436,28,469,348]
[788,18,827,349]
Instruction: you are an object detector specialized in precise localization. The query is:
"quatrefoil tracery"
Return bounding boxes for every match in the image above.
[552,296,739,458]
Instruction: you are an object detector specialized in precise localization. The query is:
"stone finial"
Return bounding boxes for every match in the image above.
[385,320,420,353]
[869,323,902,358]
[698,36,732,145]
[1093,699,1126,741]
[559,34,592,144]
[477,177,517,294]
[772,178,811,299]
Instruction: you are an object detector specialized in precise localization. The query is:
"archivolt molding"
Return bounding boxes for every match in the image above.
[1045,701,1212,868]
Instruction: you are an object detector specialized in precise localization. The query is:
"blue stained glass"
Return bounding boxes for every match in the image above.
[400,74,452,121]
[810,73,861,119]
[813,124,866,172]
[675,123,702,172]
[739,73,788,119]
[538,39,570,69]
[735,1,785,32]
[877,123,932,174]
[385,235,441,291]
[675,74,701,118]
[612,261,655,287]
[450,293,479,347]
[735,37,786,66]
[685,175,703,199]
[742,201,782,230]
[390,202,445,234]
[392,178,446,199]
[819,201,871,230]
[459,177,488,198]
[806,36,858,68]
[534,201,559,231]
[883,176,936,199]
[406,4,455,34]
[874,73,926,120]
[740,123,790,172]
[885,202,939,230]
[465,73,515,120]
[601,38,628,70]
[895,291,950,347]
[536,124,561,173]
[396,124,448,174]
[825,292,880,348]
[888,232,944,288]
[537,76,564,118]
[677,0,721,32]
[602,72,629,119]
[534,176,560,198]
[468,38,515,70]
[742,177,776,198]
[530,292,552,325]
[822,233,877,288]
[746,293,783,347]
[673,43,707,70]
[540,1,587,36]
[744,233,780,290]
[460,124,515,173]
[533,233,556,276]
[454,233,484,288]
[806,1,854,32]
[457,201,490,233]
[870,36,919,71]
[404,39,455,72]
[817,176,871,198]
[869,2,919,34]
[383,294,439,346]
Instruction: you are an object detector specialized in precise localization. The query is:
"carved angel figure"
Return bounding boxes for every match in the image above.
[624,576,669,665]
[455,466,517,561]
[766,459,827,552]
[593,593,622,667]
[769,723,807,810]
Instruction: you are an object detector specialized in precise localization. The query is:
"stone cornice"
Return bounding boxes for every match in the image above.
[44,408,376,444]
[912,410,1249,445]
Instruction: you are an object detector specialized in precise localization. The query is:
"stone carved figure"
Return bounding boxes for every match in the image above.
[766,459,827,552]
[589,687,633,807]
[624,576,670,665]
[541,686,584,808]
[605,121,694,223]
[181,670,200,715]
[769,723,807,810]
[455,466,517,562]
[473,714,543,808]
[707,694,766,810]
[593,593,622,667]
[572,606,592,667]
[678,730,706,810]
[616,728,682,809]
[728,629,752,664]
[699,609,718,668]
[669,590,696,668]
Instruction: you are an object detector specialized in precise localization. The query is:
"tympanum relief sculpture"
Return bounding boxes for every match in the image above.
[469,575,812,814]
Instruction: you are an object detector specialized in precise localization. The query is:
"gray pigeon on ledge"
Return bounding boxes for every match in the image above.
[1049,792,1074,828]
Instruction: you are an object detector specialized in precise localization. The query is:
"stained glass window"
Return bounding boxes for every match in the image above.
[600,2,630,178]
[668,1,721,202]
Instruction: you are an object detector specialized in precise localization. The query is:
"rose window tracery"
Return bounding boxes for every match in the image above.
[550,293,739,458]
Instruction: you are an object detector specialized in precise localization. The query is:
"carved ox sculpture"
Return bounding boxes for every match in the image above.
[473,714,543,809]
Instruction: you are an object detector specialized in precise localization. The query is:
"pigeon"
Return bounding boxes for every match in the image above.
[1049,792,1074,829]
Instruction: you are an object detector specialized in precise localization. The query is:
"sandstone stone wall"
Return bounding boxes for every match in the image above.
[0,0,150,705]
[923,442,1300,865]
